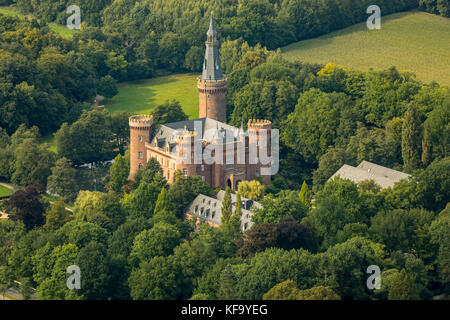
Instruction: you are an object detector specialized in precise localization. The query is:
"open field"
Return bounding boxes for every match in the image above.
[282,11,450,86]
[0,185,12,198]
[0,5,78,39]
[105,74,200,119]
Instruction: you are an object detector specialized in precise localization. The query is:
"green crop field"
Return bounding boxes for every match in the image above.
[105,74,200,119]
[282,11,450,86]
[0,5,77,39]
[0,185,12,198]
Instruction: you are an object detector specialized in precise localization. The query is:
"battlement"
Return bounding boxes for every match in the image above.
[247,119,272,129]
[129,115,153,127]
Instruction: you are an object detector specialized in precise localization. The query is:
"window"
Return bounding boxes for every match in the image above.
[194,205,198,213]
[201,165,205,172]
[256,169,260,176]
[138,163,143,169]
[183,168,188,176]
[202,176,205,182]
[138,135,143,142]
[206,209,210,217]
[167,172,170,180]
[138,152,143,159]
[212,211,216,218]
[162,158,165,166]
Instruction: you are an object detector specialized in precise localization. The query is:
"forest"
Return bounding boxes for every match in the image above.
[0,0,449,301]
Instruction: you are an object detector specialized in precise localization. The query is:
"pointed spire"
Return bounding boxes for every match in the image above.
[201,12,224,81]
[207,11,217,38]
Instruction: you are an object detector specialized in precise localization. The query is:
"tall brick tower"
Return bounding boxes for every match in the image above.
[128,115,153,180]
[247,119,272,186]
[197,13,227,123]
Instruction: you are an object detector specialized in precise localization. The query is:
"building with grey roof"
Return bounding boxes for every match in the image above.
[329,161,411,189]
[185,192,261,231]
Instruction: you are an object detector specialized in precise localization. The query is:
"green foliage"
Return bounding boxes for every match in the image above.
[129,222,182,266]
[107,153,130,193]
[252,190,308,224]
[47,157,79,203]
[283,88,358,164]
[299,181,311,208]
[221,187,233,225]
[237,180,265,201]
[168,173,213,218]
[151,100,188,128]
[44,200,71,230]
[55,109,116,165]
[296,286,340,300]
[263,280,301,300]
[402,103,423,172]
[5,185,46,231]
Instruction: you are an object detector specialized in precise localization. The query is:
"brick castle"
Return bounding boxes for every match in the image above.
[129,14,273,191]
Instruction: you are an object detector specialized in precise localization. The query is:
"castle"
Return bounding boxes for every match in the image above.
[129,14,273,191]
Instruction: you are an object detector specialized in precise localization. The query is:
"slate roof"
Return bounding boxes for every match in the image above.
[329,161,411,189]
[185,192,261,231]
[149,118,244,152]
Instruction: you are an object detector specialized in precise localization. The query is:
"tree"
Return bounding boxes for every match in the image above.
[369,209,434,253]
[122,176,166,220]
[296,286,340,300]
[299,181,311,207]
[111,111,130,154]
[76,241,110,300]
[402,103,423,173]
[252,190,308,224]
[151,100,188,128]
[47,157,79,203]
[221,187,233,225]
[283,88,357,164]
[219,264,238,300]
[313,147,350,191]
[263,280,300,300]
[97,75,118,98]
[237,180,265,201]
[107,153,129,193]
[12,138,56,188]
[154,188,171,215]
[5,185,45,231]
[55,109,115,165]
[45,200,71,230]
[129,255,181,300]
[184,46,203,72]
[0,266,14,300]
[129,222,182,266]
[168,173,213,218]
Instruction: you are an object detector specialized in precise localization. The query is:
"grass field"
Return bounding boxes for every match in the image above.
[282,11,450,86]
[105,74,200,119]
[0,5,78,39]
[0,185,12,198]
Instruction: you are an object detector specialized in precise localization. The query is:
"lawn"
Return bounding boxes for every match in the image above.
[282,11,450,86]
[105,74,200,119]
[0,5,78,39]
[0,185,12,198]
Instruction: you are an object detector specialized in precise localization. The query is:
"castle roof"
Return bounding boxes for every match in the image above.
[329,161,411,189]
[185,192,261,231]
[150,118,244,150]
[200,13,224,81]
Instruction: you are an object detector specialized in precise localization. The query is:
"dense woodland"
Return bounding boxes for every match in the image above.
[0,1,449,300]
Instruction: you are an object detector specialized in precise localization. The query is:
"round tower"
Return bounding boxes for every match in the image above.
[198,13,227,123]
[247,119,272,186]
[129,115,153,180]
